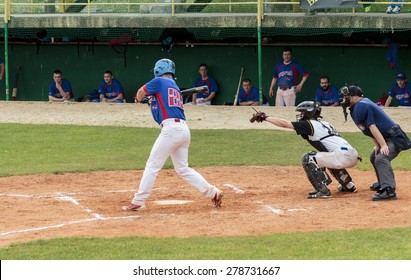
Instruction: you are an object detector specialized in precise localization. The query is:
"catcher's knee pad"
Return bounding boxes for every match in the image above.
[302,152,331,192]
[329,169,352,187]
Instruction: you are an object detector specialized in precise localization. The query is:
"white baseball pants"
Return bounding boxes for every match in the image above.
[315,147,359,170]
[275,87,296,106]
[131,118,219,206]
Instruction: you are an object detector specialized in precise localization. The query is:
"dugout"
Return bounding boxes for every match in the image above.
[2,8,411,105]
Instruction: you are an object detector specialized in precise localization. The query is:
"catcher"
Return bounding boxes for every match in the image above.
[250,101,361,199]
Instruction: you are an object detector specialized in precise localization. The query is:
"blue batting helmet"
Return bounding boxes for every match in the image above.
[153,59,175,77]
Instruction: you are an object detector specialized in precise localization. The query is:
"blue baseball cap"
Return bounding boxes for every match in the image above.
[397,72,407,80]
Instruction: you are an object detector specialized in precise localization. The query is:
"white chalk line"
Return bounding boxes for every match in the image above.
[1,183,248,238]
[263,205,307,215]
[0,215,141,237]
[223,183,245,194]
[0,190,140,238]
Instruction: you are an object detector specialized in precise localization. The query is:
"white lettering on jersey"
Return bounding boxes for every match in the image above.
[168,88,183,108]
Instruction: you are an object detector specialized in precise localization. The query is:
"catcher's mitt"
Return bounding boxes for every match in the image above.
[250,111,267,123]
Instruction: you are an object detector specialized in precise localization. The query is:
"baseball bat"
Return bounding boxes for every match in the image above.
[233,67,244,106]
[181,85,209,96]
[12,66,21,101]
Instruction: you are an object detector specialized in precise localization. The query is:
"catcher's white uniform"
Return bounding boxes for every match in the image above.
[293,120,359,170]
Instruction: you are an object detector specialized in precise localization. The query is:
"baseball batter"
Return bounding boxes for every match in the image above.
[250,101,360,199]
[269,47,309,106]
[122,59,223,211]
[341,85,411,201]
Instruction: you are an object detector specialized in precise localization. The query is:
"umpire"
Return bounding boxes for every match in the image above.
[340,85,411,201]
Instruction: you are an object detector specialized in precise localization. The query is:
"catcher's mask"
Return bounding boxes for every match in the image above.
[295,101,322,121]
[339,85,364,107]
[339,85,364,121]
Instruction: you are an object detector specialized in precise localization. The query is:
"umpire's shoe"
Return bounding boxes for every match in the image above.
[372,187,397,201]
[370,181,380,191]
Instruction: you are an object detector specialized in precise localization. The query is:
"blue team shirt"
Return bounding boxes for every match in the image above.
[0,58,4,64]
[349,98,396,138]
[315,86,340,106]
[388,82,411,106]
[273,60,308,89]
[193,76,218,99]
[238,86,259,103]
[48,79,73,98]
[143,77,186,125]
[98,79,124,99]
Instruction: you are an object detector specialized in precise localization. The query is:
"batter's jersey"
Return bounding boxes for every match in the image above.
[292,120,353,152]
[193,76,218,99]
[388,82,411,106]
[143,77,186,125]
[98,79,124,99]
[272,60,308,89]
[349,98,396,138]
[315,86,340,106]
[48,79,73,98]
[238,86,259,103]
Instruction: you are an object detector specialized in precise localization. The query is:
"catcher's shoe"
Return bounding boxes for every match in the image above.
[122,203,145,211]
[212,190,223,208]
[307,189,332,199]
[337,182,357,193]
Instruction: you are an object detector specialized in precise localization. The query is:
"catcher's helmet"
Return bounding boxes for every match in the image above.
[296,101,322,121]
[153,59,175,77]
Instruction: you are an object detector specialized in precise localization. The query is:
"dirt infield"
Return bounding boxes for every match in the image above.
[0,102,410,247]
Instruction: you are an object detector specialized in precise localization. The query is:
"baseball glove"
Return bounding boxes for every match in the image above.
[250,111,267,123]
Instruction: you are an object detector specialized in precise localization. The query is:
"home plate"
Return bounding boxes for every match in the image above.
[154,200,193,205]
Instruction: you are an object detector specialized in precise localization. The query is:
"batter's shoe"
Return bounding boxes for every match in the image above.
[212,190,223,208]
[370,181,380,191]
[122,203,145,211]
[337,182,357,193]
[307,189,332,199]
[372,187,397,201]
[386,6,393,13]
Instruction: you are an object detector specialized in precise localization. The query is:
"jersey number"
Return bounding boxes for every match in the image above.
[168,88,183,108]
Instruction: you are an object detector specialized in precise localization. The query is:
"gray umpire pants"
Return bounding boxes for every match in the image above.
[370,139,400,190]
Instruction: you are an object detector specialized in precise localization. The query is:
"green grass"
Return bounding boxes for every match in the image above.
[0,123,410,259]
[1,227,410,259]
[0,123,410,177]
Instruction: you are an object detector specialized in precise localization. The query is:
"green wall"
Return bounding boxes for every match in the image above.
[2,43,410,105]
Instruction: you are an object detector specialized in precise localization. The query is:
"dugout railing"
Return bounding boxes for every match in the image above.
[1,1,411,16]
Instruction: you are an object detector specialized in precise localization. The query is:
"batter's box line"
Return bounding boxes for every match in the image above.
[261,204,308,215]
[223,183,245,194]
[0,215,142,237]
[1,192,113,224]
